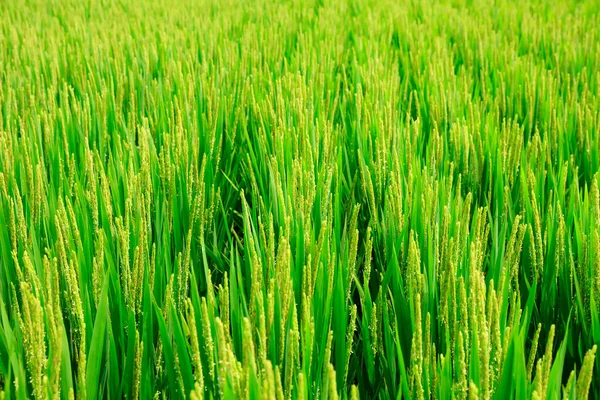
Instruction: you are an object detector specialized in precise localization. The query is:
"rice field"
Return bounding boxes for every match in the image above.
[1,0,600,398]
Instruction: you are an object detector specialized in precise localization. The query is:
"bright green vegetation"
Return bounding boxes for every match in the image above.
[1,0,600,398]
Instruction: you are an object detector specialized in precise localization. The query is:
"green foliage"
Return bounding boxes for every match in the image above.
[0,0,599,398]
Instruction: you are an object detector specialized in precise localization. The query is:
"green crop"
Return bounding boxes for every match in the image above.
[1,0,599,398]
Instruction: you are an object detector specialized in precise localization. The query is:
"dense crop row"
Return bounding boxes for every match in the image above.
[1,0,600,398]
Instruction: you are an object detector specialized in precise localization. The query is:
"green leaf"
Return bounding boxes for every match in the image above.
[86,277,110,400]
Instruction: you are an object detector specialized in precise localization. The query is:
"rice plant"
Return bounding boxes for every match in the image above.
[1,0,599,398]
